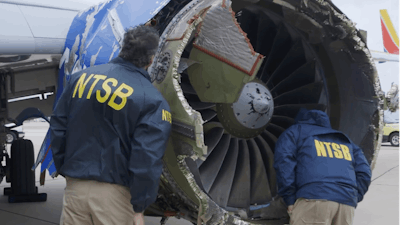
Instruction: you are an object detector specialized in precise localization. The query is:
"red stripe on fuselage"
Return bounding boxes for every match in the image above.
[381,19,399,54]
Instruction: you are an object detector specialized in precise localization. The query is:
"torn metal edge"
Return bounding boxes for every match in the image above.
[298,0,384,171]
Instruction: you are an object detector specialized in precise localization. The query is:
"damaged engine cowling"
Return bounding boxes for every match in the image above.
[146,0,384,224]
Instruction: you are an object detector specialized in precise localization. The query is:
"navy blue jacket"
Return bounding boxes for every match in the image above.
[50,57,172,213]
[273,109,371,208]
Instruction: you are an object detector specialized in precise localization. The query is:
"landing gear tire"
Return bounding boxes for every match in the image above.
[389,133,399,147]
[7,139,47,203]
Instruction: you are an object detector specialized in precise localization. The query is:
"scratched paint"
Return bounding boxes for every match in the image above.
[91,46,103,66]
[66,35,80,75]
[109,42,120,61]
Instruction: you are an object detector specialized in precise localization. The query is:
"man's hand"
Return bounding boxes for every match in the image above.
[133,213,145,225]
[287,205,294,214]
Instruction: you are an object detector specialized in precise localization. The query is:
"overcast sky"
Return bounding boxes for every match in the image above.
[80,0,399,119]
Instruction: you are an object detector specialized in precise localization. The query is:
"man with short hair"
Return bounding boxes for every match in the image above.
[50,25,172,225]
[274,109,371,225]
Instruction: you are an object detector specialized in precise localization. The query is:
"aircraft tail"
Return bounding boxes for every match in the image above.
[380,9,399,55]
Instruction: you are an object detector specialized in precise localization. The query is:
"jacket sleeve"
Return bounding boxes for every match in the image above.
[50,80,72,173]
[273,127,298,206]
[352,143,372,203]
[128,95,172,213]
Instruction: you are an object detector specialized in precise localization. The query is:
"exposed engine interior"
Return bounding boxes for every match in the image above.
[146,0,383,224]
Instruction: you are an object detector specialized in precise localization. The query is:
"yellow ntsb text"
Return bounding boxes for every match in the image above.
[162,109,172,124]
[72,73,134,111]
[314,139,352,161]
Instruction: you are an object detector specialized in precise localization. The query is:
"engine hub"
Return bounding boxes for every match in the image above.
[233,82,274,129]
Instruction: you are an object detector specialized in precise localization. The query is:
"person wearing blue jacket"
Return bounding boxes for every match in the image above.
[274,109,371,225]
[50,25,172,225]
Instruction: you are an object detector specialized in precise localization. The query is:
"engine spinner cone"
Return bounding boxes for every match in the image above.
[217,81,274,139]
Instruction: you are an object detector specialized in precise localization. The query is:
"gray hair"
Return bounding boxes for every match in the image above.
[118,25,160,68]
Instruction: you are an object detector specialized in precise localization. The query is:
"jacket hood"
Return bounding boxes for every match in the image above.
[294,108,331,128]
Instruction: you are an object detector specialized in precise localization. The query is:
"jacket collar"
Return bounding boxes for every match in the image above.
[110,57,151,82]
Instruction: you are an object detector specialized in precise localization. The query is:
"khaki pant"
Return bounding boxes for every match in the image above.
[60,176,138,225]
[289,198,355,225]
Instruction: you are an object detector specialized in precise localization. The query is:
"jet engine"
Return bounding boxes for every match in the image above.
[144,0,384,224]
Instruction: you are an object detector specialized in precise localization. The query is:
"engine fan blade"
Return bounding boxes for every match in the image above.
[200,109,217,122]
[273,104,327,118]
[266,39,306,89]
[271,115,295,129]
[266,123,286,139]
[236,8,259,48]
[261,130,278,152]
[260,23,292,82]
[227,140,251,208]
[254,136,278,197]
[199,134,231,192]
[247,139,272,204]
[271,61,316,96]
[208,138,240,208]
[185,157,206,192]
[196,127,224,167]
[273,81,324,106]
[255,11,277,56]
[188,101,216,111]
[181,82,197,95]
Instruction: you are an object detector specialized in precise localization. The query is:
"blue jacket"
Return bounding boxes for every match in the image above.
[273,109,371,208]
[50,57,172,213]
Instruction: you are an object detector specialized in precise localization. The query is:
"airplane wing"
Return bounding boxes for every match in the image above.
[33,0,171,181]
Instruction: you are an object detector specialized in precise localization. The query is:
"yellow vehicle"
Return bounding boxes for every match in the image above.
[382,111,400,146]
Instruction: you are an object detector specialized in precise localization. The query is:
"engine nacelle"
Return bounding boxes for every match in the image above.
[148,0,383,224]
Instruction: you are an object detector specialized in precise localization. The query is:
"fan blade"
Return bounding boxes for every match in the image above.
[255,11,277,56]
[188,101,216,111]
[274,104,327,118]
[261,130,278,152]
[266,39,306,88]
[208,138,239,208]
[260,23,292,82]
[200,109,217,122]
[196,127,225,167]
[247,139,272,204]
[185,158,206,192]
[227,140,251,208]
[271,115,295,129]
[273,81,324,106]
[236,8,259,47]
[254,136,278,197]
[199,134,231,192]
[266,123,285,138]
[181,82,197,95]
[271,61,316,96]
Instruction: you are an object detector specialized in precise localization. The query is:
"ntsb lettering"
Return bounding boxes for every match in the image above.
[72,73,134,111]
[314,139,352,161]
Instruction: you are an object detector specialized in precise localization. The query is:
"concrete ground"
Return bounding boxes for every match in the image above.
[0,122,398,225]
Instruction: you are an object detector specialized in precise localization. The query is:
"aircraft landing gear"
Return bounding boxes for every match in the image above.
[3,139,47,203]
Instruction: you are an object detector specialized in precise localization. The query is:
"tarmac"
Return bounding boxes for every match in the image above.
[0,122,398,225]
